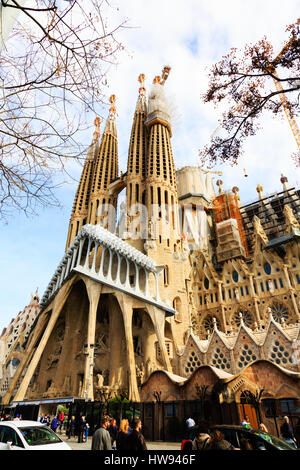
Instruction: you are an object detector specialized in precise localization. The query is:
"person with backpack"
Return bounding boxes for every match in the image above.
[192,421,211,451]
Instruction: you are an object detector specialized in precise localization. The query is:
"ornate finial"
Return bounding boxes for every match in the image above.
[153,75,161,84]
[256,184,264,200]
[109,95,116,119]
[152,66,171,86]
[280,173,288,184]
[93,116,101,139]
[216,179,223,194]
[161,65,171,84]
[280,173,290,191]
[138,73,146,96]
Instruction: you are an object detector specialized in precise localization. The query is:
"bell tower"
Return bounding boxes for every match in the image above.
[65,117,100,250]
[88,95,119,231]
[125,74,149,250]
[144,66,180,252]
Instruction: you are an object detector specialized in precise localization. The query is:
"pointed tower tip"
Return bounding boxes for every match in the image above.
[138,73,146,96]
[109,95,117,119]
[93,116,101,140]
[152,65,171,85]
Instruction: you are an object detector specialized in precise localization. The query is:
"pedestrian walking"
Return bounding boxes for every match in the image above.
[50,415,59,433]
[44,414,50,426]
[280,416,297,448]
[116,419,130,451]
[126,417,147,451]
[84,422,90,443]
[241,415,251,429]
[108,417,118,448]
[78,416,87,443]
[192,421,211,451]
[58,411,65,433]
[186,416,196,440]
[67,415,76,439]
[91,416,112,450]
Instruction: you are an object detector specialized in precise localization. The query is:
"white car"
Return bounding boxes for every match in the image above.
[0,420,72,450]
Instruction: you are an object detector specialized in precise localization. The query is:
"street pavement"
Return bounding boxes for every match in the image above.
[61,434,180,451]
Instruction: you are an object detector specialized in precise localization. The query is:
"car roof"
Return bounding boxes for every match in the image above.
[0,420,45,428]
[210,424,259,433]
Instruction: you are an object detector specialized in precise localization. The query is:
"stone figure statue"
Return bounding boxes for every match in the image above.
[96,373,104,389]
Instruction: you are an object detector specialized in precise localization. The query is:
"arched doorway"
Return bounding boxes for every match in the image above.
[238,390,259,429]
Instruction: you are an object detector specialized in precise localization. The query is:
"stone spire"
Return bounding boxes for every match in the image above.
[65,117,101,250]
[88,95,119,230]
[144,66,179,249]
[125,74,149,249]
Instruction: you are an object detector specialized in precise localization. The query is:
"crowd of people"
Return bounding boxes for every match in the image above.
[1,408,300,450]
[91,416,147,451]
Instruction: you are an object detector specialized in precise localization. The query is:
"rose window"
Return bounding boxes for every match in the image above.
[203,315,221,332]
[269,303,289,324]
[231,310,254,329]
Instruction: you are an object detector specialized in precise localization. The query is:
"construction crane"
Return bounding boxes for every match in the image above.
[267,37,300,152]
[202,169,223,176]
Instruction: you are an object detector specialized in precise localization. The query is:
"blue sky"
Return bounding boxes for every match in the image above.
[0,0,299,332]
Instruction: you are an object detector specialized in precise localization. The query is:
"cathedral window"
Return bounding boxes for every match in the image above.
[184,351,201,375]
[203,315,221,332]
[156,340,173,360]
[264,262,272,275]
[164,266,169,286]
[173,297,182,322]
[269,340,292,366]
[211,348,230,370]
[231,310,254,329]
[232,271,239,283]
[269,302,289,323]
[238,344,257,369]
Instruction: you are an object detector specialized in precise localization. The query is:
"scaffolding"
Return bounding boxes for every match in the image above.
[240,187,300,254]
[212,191,249,262]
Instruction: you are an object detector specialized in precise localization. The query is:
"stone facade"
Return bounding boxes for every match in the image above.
[0,294,40,398]
[1,68,300,420]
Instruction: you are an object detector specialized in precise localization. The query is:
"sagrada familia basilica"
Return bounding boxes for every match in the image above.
[1,67,300,434]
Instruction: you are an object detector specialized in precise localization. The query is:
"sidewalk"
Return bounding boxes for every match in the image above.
[61,434,180,451]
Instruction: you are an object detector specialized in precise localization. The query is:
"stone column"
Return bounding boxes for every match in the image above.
[114,293,140,402]
[249,274,262,325]
[146,305,172,372]
[12,280,73,402]
[83,279,102,401]
[217,281,227,330]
